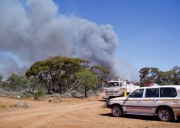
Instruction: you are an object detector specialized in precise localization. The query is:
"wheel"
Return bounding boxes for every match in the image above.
[112,105,123,117]
[157,107,174,122]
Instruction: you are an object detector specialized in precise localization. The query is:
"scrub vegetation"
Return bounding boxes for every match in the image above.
[0,56,179,100]
[0,56,109,99]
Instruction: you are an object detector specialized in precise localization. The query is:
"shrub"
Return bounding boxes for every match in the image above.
[12,101,30,109]
[23,101,29,109]
[21,93,33,99]
[0,103,7,109]
[33,89,45,100]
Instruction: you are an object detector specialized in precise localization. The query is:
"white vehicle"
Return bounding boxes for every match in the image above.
[103,80,139,101]
[107,85,180,122]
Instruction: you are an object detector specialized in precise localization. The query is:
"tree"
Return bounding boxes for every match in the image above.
[161,70,174,85]
[0,75,3,87]
[0,75,2,83]
[139,67,162,86]
[26,56,90,94]
[139,67,152,86]
[90,65,109,74]
[76,69,98,97]
[28,77,39,93]
[6,73,29,91]
[139,66,180,86]
[6,73,19,91]
[171,66,180,85]
[90,65,110,88]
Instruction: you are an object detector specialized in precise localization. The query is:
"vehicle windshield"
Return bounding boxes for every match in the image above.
[107,82,120,87]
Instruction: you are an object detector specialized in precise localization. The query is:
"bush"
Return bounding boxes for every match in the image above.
[33,89,45,100]
[71,90,82,98]
[0,103,7,109]
[21,93,33,99]
[22,101,29,109]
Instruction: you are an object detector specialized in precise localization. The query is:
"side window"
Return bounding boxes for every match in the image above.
[145,88,159,98]
[129,89,144,98]
[160,87,177,97]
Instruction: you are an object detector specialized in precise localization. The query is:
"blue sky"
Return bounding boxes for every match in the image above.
[54,0,180,71]
[0,0,179,80]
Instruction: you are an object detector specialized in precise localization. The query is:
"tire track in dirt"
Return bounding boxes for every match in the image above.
[0,101,101,128]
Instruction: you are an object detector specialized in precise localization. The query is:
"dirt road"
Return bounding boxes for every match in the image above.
[0,96,179,128]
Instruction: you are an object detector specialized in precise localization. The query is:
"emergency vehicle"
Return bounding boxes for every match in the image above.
[106,85,180,122]
[103,80,140,101]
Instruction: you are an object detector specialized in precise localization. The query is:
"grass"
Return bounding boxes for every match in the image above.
[20,93,33,99]
[14,101,30,109]
[0,103,7,109]
[48,97,63,103]
[0,101,30,110]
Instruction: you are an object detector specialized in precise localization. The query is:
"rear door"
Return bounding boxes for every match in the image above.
[142,88,160,114]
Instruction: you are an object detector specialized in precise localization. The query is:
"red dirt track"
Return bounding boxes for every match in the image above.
[0,94,179,128]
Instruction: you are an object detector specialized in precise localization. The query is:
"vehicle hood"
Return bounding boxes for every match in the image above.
[110,96,127,101]
[108,96,127,105]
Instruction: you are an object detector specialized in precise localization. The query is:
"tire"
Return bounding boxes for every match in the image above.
[157,107,174,122]
[112,105,123,117]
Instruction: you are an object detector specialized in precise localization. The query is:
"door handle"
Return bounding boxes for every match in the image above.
[154,99,158,102]
[137,100,141,103]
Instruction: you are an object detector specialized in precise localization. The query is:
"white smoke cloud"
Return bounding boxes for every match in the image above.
[113,59,139,82]
[0,0,138,81]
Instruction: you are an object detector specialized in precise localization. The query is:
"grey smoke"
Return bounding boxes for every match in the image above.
[0,0,138,81]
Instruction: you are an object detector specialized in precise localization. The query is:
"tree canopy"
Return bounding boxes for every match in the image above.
[1,55,179,95]
[6,73,29,92]
[76,69,99,97]
[25,56,109,95]
[139,66,180,86]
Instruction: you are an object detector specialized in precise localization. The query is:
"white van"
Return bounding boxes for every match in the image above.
[107,85,180,122]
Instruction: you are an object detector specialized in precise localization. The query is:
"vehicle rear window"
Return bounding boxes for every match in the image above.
[160,87,177,97]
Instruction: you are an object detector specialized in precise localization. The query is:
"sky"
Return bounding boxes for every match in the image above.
[0,0,180,81]
[54,0,180,70]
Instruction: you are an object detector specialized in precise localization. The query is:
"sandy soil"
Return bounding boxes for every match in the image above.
[0,94,179,128]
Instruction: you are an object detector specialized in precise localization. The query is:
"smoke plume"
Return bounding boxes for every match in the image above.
[0,0,138,81]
